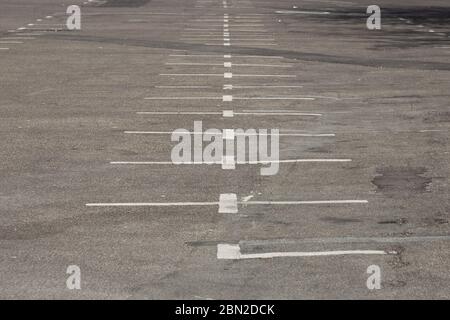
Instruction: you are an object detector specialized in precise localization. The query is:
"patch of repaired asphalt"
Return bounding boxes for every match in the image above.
[372,167,432,196]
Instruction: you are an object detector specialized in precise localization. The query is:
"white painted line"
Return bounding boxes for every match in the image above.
[0,48,10,50]
[233,74,296,78]
[136,111,222,115]
[165,63,225,66]
[276,10,331,15]
[224,54,231,58]
[155,86,211,88]
[110,159,352,165]
[161,74,295,78]
[233,97,315,101]
[222,110,234,117]
[223,95,233,102]
[1,37,35,40]
[143,96,314,101]
[169,54,226,57]
[123,131,334,137]
[218,194,238,213]
[0,41,23,44]
[166,62,289,68]
[144,97,221,100]
[161,73,225,77]
[222,155,236,169]
[243,199,365,204]
[15,33,44,36]
[86,201,218,207]
[217,244,390,260]
[231,85,303,88]
[136,111,321,117]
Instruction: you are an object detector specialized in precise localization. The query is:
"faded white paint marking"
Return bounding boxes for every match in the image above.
[144,97,221,100]
[222,155,236,169]
[222,110,234,117]
[110,159,351,165]
[217,244,390,260]
[218,193,238,213]
[136,111,221,115]
[124,131,334,137]
[86,201,218,207]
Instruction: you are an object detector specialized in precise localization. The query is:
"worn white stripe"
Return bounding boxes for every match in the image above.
[86,202,218,207]
[219,194,238,213]
[124,131,335,137]
[110,159,352,165]
[217,244,389,260]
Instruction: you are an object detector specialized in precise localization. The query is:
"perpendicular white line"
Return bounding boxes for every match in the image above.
[234,74,296,78]
[166,62,289,68]
[2,37,35,40]
[144,97,221,100]
[217,244,390,260]
[185,39,276,41]
[161,73,224,76]
[233,97,315,101]
[231,85,303,88]
[86,202,218,207]
[242,200,366,204]
[124,131,335,137]
[109,159,352,165]
[136,111,321,116]
[143,97,314,101]
[168,54,281,58]
[161,74,296,78]
[137,111,221,115]
[155,86,211,88]
[219,193,238,213]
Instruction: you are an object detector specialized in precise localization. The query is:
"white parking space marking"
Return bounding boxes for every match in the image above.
[137,111,222,115]
[229,85,303,88]
[86,202,219,207]
[124,131,335,137]
[217,244,392,260]
[136,111,322,117]
[218,193,238,213]
[144,97,222,100]
[155,86,211,88]
[110,159,352,165]
[144,96,316,101]
[2,37,35,40]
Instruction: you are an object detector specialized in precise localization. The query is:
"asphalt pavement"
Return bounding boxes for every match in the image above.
[0,0,449,299]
